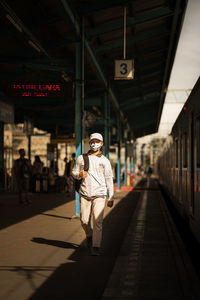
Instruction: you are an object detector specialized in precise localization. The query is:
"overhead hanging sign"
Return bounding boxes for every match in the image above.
[114,59,134,80]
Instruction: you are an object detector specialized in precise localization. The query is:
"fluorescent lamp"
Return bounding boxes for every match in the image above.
[28,40,41,53]
[6,14,23,32]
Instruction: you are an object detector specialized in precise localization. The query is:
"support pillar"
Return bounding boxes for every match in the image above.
[104,91,109,158]
[117,115,121,190]
[75,38,83,216]
[129,157,132,175]
[28,135,31,161]
[124,140,127,186]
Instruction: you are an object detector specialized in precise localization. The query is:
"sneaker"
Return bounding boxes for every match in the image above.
[91,247,100,256]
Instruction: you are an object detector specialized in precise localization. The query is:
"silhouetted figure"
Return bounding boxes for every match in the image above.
[147,166,153,177]
[31,155,43,192]
[13,149,31,204]
[66,153,76,194]
[48,161,56,192]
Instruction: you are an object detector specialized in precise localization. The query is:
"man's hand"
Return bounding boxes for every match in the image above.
[79,171,88,178]
[107,200,113,208]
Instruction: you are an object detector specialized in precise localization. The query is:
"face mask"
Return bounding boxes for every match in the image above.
[90,142,101,152]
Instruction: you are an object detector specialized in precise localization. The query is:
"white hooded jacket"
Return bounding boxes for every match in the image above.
[72,153,114,201]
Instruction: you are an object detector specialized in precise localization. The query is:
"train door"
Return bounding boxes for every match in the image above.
[190,113,195,215]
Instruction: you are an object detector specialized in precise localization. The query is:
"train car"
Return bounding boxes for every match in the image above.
[157,76,200,244]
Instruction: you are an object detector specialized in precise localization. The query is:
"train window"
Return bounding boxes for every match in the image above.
[196,117,200,168]
[183,133,187,168]
[175,138,178,168]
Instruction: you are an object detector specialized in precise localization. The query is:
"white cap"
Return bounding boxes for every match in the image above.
[89,133,103,142]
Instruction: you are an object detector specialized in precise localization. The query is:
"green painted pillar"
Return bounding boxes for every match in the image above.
[124,140,127,186]
[104,91,109,158]
[133,142,136,175]
[0,122,4,190]
[75,40,83,216]
[117,115,121,190]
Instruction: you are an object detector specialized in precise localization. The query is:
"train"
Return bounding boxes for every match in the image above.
[156,76,200,244]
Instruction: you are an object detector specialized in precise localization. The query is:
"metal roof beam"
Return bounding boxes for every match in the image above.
[0,57,73,66]
[121,96,159,111]
[93,119,115,126]
[85,97,102,107]
[60,0,127,124]
[1,35,76,58]
[0,60,73,73]
[105,47,167,70]
[118,88,161,99]
[87,7,173,38]
[77,0,132,16]
[95,27,169,54]
[0,14,63,38]
[120,92,160,109]
[0,0,49,57]
[111,63,164,81]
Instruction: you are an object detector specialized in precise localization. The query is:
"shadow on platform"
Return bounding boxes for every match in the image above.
[27,179,146,300]
[0,192,74,230]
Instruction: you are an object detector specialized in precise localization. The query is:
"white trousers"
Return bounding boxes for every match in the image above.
[80,196,106,247]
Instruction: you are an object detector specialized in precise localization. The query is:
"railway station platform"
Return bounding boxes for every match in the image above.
[0,178,200,300]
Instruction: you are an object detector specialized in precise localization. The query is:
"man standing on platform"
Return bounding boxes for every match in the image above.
[13,148,31,204]
[72,133,114,256]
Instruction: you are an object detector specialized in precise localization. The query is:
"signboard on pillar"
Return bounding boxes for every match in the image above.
[114,60,134,80]
[0,101,14,123]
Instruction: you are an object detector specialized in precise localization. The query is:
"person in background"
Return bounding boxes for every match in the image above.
[63,157,70,193]
[72,133,114,256]
[31,155,43,192]
[66,153,76,195]
[48,160,56,192]
[147,165,153,177]
[13,148,31,204]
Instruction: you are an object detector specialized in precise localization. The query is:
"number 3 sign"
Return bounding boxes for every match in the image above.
[115,59,134,80]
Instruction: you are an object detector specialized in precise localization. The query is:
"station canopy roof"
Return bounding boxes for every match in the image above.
[0,0,187,141]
